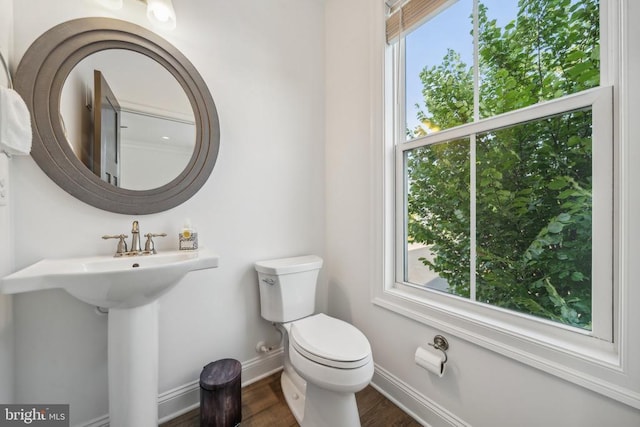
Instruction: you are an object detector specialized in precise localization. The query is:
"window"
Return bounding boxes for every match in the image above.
[373,0,639,409]
[386,0,613,340]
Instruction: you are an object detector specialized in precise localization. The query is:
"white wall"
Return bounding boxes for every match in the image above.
[325,0,640,426]
[120,141,192,190]
[11,0,638,425]
[9,0,325,424]
[0,0,15,405]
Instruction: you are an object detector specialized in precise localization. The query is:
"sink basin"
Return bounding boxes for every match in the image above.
[1,248,219,308]
[1,247,219,426]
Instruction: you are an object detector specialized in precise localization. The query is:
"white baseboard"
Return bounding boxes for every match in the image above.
[78,352,467,427]
[78,348,284,426]
[371,364,470,427]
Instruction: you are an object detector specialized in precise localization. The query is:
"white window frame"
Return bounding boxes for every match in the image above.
[371,0,640,409]
[395,86,613,342]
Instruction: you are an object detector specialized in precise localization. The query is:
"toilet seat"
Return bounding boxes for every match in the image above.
[290,314,372,369]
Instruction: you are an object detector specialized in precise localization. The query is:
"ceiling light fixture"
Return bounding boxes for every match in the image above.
[95,0,177,30]
[144,0,177,30]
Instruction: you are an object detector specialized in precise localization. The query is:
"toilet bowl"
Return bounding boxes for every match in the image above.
[254,256,374,427]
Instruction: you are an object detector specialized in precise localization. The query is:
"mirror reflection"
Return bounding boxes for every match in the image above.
[60,49,195,190]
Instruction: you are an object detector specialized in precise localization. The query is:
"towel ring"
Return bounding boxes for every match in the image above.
[0,51,12,89]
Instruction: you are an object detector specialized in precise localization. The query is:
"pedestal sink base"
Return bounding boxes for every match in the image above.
[0,249,220,425]
[108,301,159,427]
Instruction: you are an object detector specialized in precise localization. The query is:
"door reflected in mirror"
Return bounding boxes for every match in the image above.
[60,49,195,191]
[94,69,121,186]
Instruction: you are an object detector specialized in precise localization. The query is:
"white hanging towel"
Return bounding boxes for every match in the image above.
[0,86,32,156]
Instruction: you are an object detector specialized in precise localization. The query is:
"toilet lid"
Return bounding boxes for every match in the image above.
[290,314,371,369]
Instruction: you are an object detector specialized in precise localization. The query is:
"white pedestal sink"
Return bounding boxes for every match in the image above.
[1,248,219,427]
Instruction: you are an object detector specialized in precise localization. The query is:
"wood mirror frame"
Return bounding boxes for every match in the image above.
[14,17,220,214]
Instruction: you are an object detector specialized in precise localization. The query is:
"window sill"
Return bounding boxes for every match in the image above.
[372,284,640,409]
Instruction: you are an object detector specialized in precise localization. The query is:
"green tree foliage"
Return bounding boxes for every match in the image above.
[407,0,599,328]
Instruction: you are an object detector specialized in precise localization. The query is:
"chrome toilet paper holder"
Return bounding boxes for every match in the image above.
[428,335,449,363]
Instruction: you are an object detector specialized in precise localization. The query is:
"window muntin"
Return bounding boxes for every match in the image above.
[393,0,609,336]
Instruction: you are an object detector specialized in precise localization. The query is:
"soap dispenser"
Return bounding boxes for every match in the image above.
[179,218,198,250]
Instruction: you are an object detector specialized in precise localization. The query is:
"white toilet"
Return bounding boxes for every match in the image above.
[254,255,374,427]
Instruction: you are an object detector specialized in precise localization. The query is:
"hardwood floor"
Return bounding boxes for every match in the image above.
[161,371,421,427]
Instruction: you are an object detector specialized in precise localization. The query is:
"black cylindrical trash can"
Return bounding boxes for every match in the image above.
[199,358,242,427]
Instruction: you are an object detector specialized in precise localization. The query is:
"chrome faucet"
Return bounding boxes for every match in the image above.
[130,220,142,253]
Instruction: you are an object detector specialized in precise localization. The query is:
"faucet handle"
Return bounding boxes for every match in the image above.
[144,233,167,254]
[102,234,129,256]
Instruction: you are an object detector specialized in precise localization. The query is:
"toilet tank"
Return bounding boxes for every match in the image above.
[254,255,323,323]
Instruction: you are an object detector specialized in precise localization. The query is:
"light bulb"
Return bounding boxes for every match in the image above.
[146,0,177,30]
[152,7,171,22]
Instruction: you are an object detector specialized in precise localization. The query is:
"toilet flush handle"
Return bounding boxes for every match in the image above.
[262,278,276,286]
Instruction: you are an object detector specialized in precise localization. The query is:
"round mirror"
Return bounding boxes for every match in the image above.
[60,49,195,190]
[14,18,220,214]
